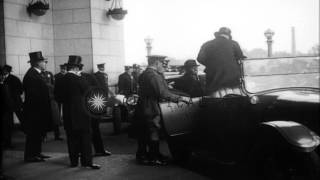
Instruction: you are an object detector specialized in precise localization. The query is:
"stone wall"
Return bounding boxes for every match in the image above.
[52,0,93,73]
[0,0,5,66]
[91,0,125,85]
[3,0,54,80]
[3,0,125,84]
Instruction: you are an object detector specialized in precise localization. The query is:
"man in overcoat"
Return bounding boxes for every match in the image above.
[133,55,189,166]
[94,63,109,96]
[132,64,141,93]
[23,51,52,162]
[173,59,205,97]
[118,66,134,97]
[1,65,23,148]
[54,55,100,169]
[79,65,111,157]
[197,27,245,96]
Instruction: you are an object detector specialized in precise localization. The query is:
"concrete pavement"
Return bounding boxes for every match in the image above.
[2,123,210,180]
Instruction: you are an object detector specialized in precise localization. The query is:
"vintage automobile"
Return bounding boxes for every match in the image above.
[161,56,320,179]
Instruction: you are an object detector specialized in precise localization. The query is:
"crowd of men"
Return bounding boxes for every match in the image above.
[0,26,245,178]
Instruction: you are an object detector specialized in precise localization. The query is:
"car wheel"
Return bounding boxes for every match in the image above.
[167,135,191,166]
[254,150,320,180]
[112,106,122,134]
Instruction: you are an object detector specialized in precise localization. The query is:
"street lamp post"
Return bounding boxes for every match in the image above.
[144,36,153,56]
[264,29,275,57]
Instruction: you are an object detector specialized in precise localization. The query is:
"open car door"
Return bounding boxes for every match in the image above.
[160,97,201,136]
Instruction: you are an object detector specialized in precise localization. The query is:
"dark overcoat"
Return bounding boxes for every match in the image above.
[132,71,140,93]
[23,68,52,134]
[118,72,133,96]
[54,72,91,132]
[131,68,180,138]
[4,74,23,111]
[197,36,242,93]
[173,73,205,97]
[94,71,109,95]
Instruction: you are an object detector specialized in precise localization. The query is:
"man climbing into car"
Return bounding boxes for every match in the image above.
[197,27,246,97]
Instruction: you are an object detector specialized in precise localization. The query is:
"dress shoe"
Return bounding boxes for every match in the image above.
[82,164,101,170]
[38,154,51,159]
[94,150,111,157]
[148,157,168,166]
[24,157,45,163]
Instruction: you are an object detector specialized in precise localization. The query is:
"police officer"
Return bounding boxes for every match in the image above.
[94,63,109,96]
[54,55,100,169]
[23,51,52,162]
[132,55,189,166]
[173,59,205,97]
[118,66,134,97]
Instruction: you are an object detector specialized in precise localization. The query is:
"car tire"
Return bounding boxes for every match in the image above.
[252,149,320,180]
[112,106,122,134]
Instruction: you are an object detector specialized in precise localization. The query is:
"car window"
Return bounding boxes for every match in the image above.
[242,56,320,93]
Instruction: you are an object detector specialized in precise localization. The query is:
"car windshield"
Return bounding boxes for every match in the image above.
[242,56,320,93]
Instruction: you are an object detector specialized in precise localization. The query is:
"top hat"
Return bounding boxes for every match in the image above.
[183,59,199,68]
[66,55,83,67]
[97,63,105,68]
[29,51,47,64]
[132,64,140,69]
[2,65,12,72]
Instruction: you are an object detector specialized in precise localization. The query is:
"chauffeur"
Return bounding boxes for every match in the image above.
[54,55,100,169]
[132,55,189,166]
[23,51,52,162]
[173,59,205,97]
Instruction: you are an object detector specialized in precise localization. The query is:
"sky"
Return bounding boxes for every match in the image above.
[123,0,319,65]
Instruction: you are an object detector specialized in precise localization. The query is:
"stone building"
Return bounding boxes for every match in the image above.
[0,0,125,87]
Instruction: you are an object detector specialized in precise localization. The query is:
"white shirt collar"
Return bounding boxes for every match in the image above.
[33,67,42,74]
[68,70,80,76]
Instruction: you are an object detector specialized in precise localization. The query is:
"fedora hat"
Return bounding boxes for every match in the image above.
[66,55,83,67]
[28,51,47,64]
[2,65,12,73]
[183,59,199,68]
[97,63,105,68]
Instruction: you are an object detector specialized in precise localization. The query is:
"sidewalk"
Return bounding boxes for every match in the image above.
[3,123,209,180]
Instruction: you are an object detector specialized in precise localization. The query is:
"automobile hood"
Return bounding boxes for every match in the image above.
[264,89,320,103]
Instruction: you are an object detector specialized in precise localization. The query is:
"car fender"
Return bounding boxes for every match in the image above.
[261,121,320,152]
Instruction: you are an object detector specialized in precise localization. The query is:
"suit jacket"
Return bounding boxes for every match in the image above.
[197,36,242,93]
[23,68,52,134]
[94,71,108,95]
[4,74,23,111]
[54,72,91,132]
[118,72,133,96]
[54,72,64,85]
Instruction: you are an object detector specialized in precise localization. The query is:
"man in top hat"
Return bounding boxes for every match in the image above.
[197,27,245,97]
[0,65,24,148]
[173,59,205,97]
[132,55,190,166]
[23,51,52,162]
[94,63,109,96]
[78,64,112,157]
[54,55,100,169]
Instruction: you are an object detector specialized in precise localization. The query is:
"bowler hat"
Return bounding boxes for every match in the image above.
[218,27,231,36]
[28,51,47,64]
[183,59,199,68]
[66,55,83,67]
[2,65,12,72]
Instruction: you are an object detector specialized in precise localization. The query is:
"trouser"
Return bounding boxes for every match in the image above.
[66,130,92,166]
[53,125,61,138]
[91,119,105,153]
[2,112,13,147]
[24,132,43,159]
